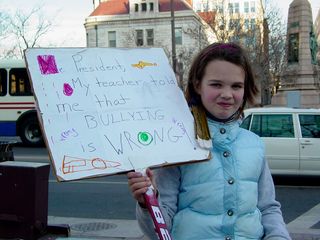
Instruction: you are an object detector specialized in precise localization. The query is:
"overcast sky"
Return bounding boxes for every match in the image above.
[1,0,319,48]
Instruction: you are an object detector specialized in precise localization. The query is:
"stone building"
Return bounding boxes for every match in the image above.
[190,0,265,45]
[85,0,215,87]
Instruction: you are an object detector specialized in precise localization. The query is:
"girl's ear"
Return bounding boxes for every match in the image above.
[194,80,201,95]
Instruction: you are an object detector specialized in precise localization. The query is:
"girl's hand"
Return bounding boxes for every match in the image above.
[127,168,155,206]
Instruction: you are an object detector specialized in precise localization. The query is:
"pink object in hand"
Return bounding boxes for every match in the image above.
[144,187,172,240]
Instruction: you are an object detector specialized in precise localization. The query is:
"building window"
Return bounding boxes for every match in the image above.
[203,2,209,11]
[244,2,249,13]
[175,27,182,45]
[250,18,255,30]
[217,3,223,13]
[228,3,233,14]
[250,1,255,12]
[149,2,154,11]
[146,29,154,46]
[229,20,233,29]
[135,3,139,12]
[229,19,240,30]
[208,1,214,11]
[218,19,224,30]
[245,36,251,47]
[235,19,240,31]
[108,31,116,47]
[245,36,256,47]
[230,35,240,43]
[136,30,144,46]
[141,3,147,11]
[234,3,239,13]
[195,2,201,12]
[94,25,98,47]
[244,19,249,30]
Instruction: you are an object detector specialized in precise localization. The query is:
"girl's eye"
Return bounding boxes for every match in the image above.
[210,83,221,87]
[233,85,243,89]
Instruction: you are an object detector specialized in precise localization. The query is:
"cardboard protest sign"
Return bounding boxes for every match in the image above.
[24,48,210,181]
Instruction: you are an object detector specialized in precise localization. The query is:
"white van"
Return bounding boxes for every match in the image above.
[240,107,320,176]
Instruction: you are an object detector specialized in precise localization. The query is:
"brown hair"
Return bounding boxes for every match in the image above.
[185,42,258,118]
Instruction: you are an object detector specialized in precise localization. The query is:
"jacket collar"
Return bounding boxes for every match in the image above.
[207,118,241,146]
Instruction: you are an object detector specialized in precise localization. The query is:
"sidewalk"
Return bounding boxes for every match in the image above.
[41,204,320,240]
[287,203,320,240]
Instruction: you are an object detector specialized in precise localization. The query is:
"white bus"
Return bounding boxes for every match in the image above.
[0,59,43,146]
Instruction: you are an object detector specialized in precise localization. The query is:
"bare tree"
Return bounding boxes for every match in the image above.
[0,12,10,41]
[250,0,286,105]
[0,12,14,58]
[183,22,211,51]
[121,28,138,47]
[1,6,54,58]
[264,1,287,96]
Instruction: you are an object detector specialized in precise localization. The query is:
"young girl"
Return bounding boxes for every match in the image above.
[127,42,291,240]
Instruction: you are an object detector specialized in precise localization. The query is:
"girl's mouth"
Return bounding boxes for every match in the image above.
[218,102,232,108]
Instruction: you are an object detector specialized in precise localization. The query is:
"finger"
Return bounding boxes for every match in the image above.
[127,171,142,179]
[146,168,157,189]
[132,186,149,199]
[128,175,149,188]
[146,168,153,178]
[130,178,152,192]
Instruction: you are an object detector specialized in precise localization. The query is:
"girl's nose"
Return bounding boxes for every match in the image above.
[220,89,232,99]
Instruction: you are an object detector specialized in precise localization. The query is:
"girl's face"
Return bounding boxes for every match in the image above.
[195,60,245,120]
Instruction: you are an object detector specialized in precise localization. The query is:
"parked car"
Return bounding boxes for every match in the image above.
[240,107,320,176]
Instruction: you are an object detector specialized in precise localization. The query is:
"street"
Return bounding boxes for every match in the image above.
[12,144,136,220]
[8,144,320,224]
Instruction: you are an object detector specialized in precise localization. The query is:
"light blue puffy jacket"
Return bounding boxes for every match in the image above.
[171,119,265,239]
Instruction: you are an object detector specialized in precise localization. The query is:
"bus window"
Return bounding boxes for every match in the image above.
[0,69,7,96]
[9,68,32,96]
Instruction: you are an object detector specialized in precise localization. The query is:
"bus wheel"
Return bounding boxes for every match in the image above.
[19,116,43,147]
